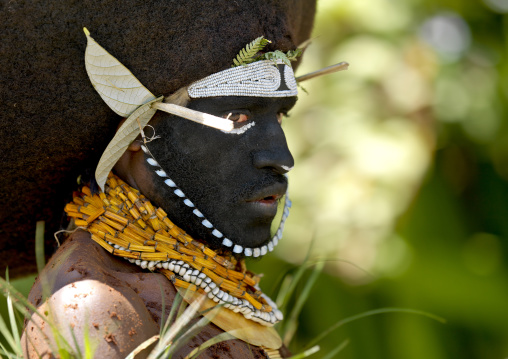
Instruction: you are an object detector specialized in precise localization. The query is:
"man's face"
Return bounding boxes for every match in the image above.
[139,96,296,253]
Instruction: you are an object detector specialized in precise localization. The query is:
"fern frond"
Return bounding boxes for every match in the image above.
[232,36,271,67]
[260,50,291,67]
[256,48,303,67]
[286,48,303,61]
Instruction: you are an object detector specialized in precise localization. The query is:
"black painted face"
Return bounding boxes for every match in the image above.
[142,96,296,251]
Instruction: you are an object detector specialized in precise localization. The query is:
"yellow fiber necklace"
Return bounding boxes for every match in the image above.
[64,173,283,348]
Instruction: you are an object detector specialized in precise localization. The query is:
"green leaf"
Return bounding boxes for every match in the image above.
[185,331,236,359]
[286,345,320,359]
[232,36,271,67]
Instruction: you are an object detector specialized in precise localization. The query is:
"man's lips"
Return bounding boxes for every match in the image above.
[244,182,287,216]
[245,182,287,202]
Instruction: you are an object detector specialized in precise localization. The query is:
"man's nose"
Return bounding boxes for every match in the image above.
[251,122,294,175]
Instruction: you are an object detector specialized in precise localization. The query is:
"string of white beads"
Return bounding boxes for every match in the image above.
[110,240,282,326]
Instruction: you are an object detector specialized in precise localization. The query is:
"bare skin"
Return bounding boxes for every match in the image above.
[21,230,272,358]
[22,95,296,358]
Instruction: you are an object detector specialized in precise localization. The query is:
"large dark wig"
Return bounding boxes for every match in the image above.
[0,0,316,276]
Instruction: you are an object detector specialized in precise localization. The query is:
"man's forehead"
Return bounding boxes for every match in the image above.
[190,95,298,111]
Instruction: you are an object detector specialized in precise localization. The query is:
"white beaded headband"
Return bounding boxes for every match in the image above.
[187,60,298,98]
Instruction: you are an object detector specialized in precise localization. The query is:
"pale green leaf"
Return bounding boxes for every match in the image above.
[83,27,156,117]
[95,96,163,191]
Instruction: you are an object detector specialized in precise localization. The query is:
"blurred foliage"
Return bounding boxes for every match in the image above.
[255,0,508,358]
[4,0,508,357]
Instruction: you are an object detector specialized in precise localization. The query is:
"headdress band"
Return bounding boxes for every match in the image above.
[188,60,298,98]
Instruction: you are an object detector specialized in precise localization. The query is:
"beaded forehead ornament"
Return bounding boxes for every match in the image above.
[187,60,298,98]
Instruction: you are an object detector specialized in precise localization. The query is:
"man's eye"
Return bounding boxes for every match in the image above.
[225,113,249,123]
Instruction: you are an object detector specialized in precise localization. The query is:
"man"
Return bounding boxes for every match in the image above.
[13,1,320,358]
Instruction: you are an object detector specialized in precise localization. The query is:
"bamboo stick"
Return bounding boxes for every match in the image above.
[296,61,349,83]
[152,102,234,132]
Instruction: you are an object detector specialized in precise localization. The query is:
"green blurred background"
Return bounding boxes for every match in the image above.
[257,0,508,357]
[3,0,508,357]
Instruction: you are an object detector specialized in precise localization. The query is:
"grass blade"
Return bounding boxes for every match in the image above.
[0,277,74,355]
[35,221,46,275]
[184,332,236,359]
[282,261,325,346]
[165,302,226,357]
[6,294,21,357]
[125,335,160,359]
[0,311,17,357]
[286,345,320,359]
[320,339,349,359]
[68,324,83,359]
[162,291,183,335]
[148,294,206,359]
[158,277,166,337]
[165,315,211,356]
[305,307,446,349]
[83,327,98,359]
[0,342,19,359]
[276,233,316,309]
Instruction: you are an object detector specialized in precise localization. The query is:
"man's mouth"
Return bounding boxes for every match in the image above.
[255,194,282,205]
[244,183,287,216]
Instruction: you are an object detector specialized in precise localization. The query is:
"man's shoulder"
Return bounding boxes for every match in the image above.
[29,229,176,306]
[30,229,127,295]
[23,230,161,358]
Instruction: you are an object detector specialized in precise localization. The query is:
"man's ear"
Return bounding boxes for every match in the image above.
[127,140,142,152]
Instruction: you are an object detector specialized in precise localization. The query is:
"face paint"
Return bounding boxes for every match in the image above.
[139,95,296,252]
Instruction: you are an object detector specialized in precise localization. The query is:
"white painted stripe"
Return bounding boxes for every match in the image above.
[183,199,194,207]
[212,229,223,238]
[222,238,233,247]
